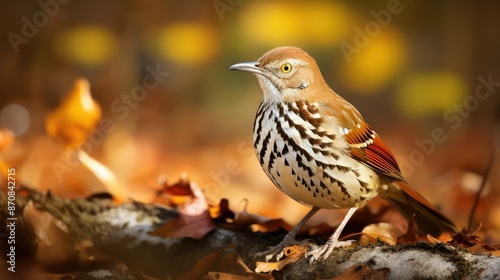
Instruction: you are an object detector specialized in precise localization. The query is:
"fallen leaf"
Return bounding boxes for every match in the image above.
[255,244,307,273]
[77,149,127,203]
[150,174,198,206]
[150,210,215,239]
[359,223,401,245]
[23,201,70,247]
[427,234,442,245]
[397,215,420,244]
[448,226,498,252]
[178,181,208,216]
[45,78,102,148]
[150,180,215,239]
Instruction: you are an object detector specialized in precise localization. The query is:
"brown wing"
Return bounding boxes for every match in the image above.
[318,97,403,181]
[345,122,404,181]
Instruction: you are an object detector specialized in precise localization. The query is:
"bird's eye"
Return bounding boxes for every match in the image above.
[280,63,292,73]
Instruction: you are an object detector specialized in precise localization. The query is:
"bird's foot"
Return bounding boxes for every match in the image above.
[306,239,356,264]
[255,238,312,262]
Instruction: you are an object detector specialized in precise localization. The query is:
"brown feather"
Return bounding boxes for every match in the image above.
[381,181,458,235]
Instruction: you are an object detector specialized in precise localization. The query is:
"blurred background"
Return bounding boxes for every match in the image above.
[0,0,499,240]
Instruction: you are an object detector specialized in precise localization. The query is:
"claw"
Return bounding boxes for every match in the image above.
[306,240,355,263]
[255,239,311,262]
[254,207,321,262]
[255,243,289,262]
[276,250,285,261]
[264,253,274,262]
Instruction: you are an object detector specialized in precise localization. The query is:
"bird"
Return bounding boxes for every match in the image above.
[229,46,457,263]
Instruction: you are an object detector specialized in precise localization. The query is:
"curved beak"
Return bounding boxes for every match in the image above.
[229,62,266,76]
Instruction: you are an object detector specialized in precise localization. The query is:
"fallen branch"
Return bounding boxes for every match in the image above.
[1,190,499,279]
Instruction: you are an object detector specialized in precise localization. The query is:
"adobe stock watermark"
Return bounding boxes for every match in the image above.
[340,0,409,63]
[212,0,243,21]
[51,64,170,181]
[397,74,499,176]
[7,0,71,54]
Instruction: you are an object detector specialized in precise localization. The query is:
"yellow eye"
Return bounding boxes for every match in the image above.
[281,63,292,73]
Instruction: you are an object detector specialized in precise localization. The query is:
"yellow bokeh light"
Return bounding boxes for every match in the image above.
[146,22,219,66]
[239,1,351,47]
[56,25,116,67]
[341,28,407,94]
[394,72,467,117]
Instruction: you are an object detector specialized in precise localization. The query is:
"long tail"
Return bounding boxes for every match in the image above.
[379,181,457,236]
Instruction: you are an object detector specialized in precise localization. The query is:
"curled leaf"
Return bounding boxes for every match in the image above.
[360,223,401,245]
[255,244,307,273]
[152,175,195,206]
[150,180,215,239]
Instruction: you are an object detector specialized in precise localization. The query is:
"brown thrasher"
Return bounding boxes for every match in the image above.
[230,46,456,263]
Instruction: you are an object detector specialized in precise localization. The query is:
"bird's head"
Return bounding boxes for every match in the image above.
[230,46,328,103]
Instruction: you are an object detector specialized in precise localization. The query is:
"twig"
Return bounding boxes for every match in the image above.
[467,148,495,230]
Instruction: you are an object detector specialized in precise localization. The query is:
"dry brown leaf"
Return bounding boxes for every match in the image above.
[23,201,80,269]
[397,215,420,244]
[320,264,389,280]
[427,234,442,245]
[45,78,102,148]
[150,181,215,239]
[359,223,401,245]
[152,175,195,206]
[150,210,215,239]
[448,226,498,252]
[255,244,307,273]
[23,201,70,247]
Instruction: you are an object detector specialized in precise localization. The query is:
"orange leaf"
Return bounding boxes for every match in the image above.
[360,223,401,245]
[45,78,101,148]
[76,150,127,203]
[151,175,196,206]
[0,129,14,152]
[255,244,307,273]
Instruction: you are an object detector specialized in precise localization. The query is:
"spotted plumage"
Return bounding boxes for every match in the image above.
[253,100,376,208]
[230,46,456,263]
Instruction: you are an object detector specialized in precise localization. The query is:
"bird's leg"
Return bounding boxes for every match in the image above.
[306,207,358,263]
[255,207,320,262]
